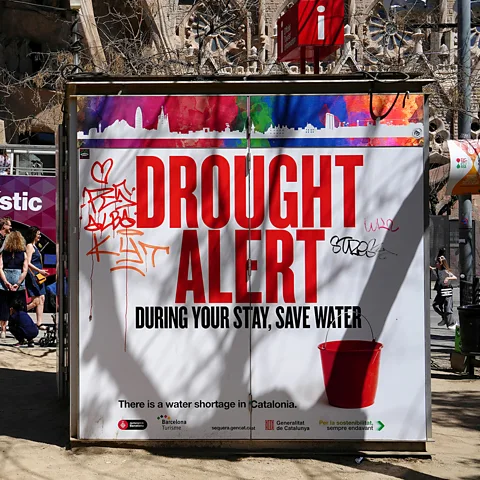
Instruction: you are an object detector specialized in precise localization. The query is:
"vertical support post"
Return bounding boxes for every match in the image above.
[57,124,67,400]
[314,48,320,74]
[246,12,252,70]
[73,9,80,69]
[300,46,306,74]
[8,150,13,175]
[258,0,266,71]
[68,95,80,438]
[458,0,473,305]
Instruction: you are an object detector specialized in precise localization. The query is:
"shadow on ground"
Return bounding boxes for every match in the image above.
[1,364,478,479]
[0,368,68,447]
[318,458,443,480]
[431,373,479,381]
[431,390,480,434]
[71,448,447,480]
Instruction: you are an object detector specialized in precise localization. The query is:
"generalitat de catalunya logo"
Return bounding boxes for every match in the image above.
[265,420,275,430]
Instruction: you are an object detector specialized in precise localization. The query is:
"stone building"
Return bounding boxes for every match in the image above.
[0,0,70,143]
[0,1,467,153]
[1,0,479,233]
[2,0,480,268]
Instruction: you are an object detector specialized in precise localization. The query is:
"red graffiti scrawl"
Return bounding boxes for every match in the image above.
[81,158,137,233]
[81,158,170,274]
[86,230,170,276]
[91,158,114,184]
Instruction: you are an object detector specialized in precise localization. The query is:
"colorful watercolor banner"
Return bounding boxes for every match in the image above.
[447,140,480,195]
[77,94,424,149]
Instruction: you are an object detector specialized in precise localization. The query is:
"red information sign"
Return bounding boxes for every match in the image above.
[277,0,344,62]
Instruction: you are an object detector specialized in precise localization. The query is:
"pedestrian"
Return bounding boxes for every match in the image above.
[0,230,28,338]
[8,299,38,347]
[0,217,12,251]
[430,255,457,330]
[25,226,49,329]
[0,149,11,175]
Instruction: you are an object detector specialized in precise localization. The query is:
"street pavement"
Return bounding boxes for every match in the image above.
[429,284,480,375]
[430,283,458,356]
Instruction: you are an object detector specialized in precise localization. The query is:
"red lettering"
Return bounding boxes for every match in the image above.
[296,229,325,303]
[201,155,230,228]
[234,155,265,229]
[175,230,205,303]
[269,155,298,228]
[235,229,248,303]
[136,156,165,228]
[302,155,332,228]
[335,155,363,228]
[235,229,262,303]
[208,230,232,303]
[265,229,295,303]
[170,156,198,228]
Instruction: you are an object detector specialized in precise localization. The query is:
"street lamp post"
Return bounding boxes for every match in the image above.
[458,0,473,305]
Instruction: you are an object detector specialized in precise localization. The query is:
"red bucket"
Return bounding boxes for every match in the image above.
[318,337,383,409]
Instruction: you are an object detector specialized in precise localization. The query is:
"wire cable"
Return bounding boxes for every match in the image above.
[4,0,68,11]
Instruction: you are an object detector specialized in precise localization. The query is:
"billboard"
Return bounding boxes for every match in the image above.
[76,94,427,441]
[446,140,480,195]
[0,175,56,250]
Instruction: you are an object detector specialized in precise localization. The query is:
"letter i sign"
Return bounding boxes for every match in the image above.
[317,5,325,40]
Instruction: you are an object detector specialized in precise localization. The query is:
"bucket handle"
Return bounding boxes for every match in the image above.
[323,314,376,346]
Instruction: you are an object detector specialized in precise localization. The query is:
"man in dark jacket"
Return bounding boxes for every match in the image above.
[9,300,38,347]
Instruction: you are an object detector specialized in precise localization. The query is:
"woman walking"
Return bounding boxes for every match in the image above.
[25,226,49,329]
[0,231,28,338]
[430,255,457,330]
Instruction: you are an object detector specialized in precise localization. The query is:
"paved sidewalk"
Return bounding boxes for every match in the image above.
[430,284,458,366]
[429,284,480,375]
[0,291,478,480]
[1,344,479,480]
[0,313,56,348]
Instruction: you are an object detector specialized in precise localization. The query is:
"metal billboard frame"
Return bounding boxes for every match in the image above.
[63,74,432,452]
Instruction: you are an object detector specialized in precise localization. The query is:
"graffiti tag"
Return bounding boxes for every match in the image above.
[364,218,400,233]
[86,229,170,276]
[330,236,397,259]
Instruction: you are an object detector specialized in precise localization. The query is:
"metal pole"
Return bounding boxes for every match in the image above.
[314,48,320,74]
[73,10,80,69]
[458,0,473,305]
[300,47,306,74]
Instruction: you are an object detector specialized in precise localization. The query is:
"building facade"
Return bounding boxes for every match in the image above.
[1,0,479,220]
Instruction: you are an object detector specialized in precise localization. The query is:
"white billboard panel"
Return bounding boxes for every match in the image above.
[76,94,427,441]
[247,148,426,440]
